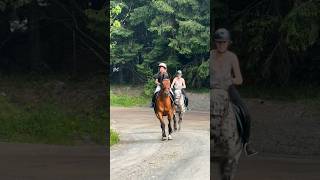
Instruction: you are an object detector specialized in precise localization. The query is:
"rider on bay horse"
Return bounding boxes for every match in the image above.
[150,63,175,108]
[171,70,189,110]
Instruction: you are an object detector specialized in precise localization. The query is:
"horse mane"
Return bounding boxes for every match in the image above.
[162,79,171,88]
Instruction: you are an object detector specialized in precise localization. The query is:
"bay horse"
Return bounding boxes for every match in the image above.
[155,79,175,141]
[211,88,243,180]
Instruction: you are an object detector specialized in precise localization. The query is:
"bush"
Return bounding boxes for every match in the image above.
[143,78,156,97]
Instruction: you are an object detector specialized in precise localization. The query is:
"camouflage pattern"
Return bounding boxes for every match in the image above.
[211,88,242,180]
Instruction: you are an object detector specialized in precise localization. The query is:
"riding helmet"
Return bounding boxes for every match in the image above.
[158,63,167,69]
[214,28,231,42]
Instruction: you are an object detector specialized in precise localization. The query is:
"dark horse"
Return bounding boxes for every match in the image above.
[154,79,175,141]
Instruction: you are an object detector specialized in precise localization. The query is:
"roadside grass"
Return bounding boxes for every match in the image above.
[0,76,107,145]
[110,85,149,107]
[0,95,106,145]
[110,92,149,107]
[110,129,119,146]
[111,84,320,108]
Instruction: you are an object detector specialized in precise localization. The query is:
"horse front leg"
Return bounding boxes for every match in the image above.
[173,114,177,131]
[168,113,173,140]
[157,113,166,141]
[178,112,183,131]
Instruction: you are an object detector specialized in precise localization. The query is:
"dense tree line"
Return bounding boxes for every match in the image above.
[0,0,106,76]
[213,0,320,86]
[110,0,210,88]
[112,0,319,88]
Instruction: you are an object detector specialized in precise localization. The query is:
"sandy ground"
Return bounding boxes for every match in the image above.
[110,107,210,180]
[246,98,320,156]
[0,143,107,180]
[236,154,320,180]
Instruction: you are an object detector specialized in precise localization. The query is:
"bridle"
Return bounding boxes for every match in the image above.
[161,79,170,97]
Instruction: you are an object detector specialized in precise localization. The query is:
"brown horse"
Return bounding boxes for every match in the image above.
[155,79,175,141]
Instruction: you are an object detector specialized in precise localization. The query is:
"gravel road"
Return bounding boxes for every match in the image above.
[110,107,210,180]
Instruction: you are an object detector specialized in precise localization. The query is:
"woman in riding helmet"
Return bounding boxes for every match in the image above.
[171,70,189,109]
[150,63,174,107]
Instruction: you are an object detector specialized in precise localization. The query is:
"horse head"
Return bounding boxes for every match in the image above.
[161,79,171,96]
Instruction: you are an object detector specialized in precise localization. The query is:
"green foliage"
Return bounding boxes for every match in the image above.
[169,20,209,55]
[0,0,31,11]
[215,0,320,85]
[110,0,210,87]
[152,0,175,14]
[280,1,320,51]
[143,78,156,97]
[111,41,143,65]
[85,8,106,37]
[197,60,209,79]
[110,92,149,107]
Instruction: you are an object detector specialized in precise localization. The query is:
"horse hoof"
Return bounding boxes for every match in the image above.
[162,137,167,141]
[168,135,173,140]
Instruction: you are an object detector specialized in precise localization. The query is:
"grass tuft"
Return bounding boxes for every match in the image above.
[110,129,119,146]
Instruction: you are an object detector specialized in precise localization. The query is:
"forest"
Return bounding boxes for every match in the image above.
[111,0,319,90]
[0,0,106,76]
[0,0,107,145]
[110,0,210,88]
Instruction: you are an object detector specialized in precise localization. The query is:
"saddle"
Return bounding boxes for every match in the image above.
[153,91,175,113]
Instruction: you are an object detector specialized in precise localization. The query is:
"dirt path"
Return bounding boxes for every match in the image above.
[246,98,320,156]
[110,107,210,180]
[0,143,107,180]
[235,154,320,180]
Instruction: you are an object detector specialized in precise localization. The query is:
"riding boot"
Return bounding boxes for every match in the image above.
[182,89,189,110]
[185,96,189,109]
[170,91,176,105]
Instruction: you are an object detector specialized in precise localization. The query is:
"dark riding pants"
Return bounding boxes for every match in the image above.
[181,89,189,107]
[228,85,251,144]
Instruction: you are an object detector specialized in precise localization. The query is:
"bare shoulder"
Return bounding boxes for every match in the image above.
[227,50,238,59]
[227,50,239,63]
